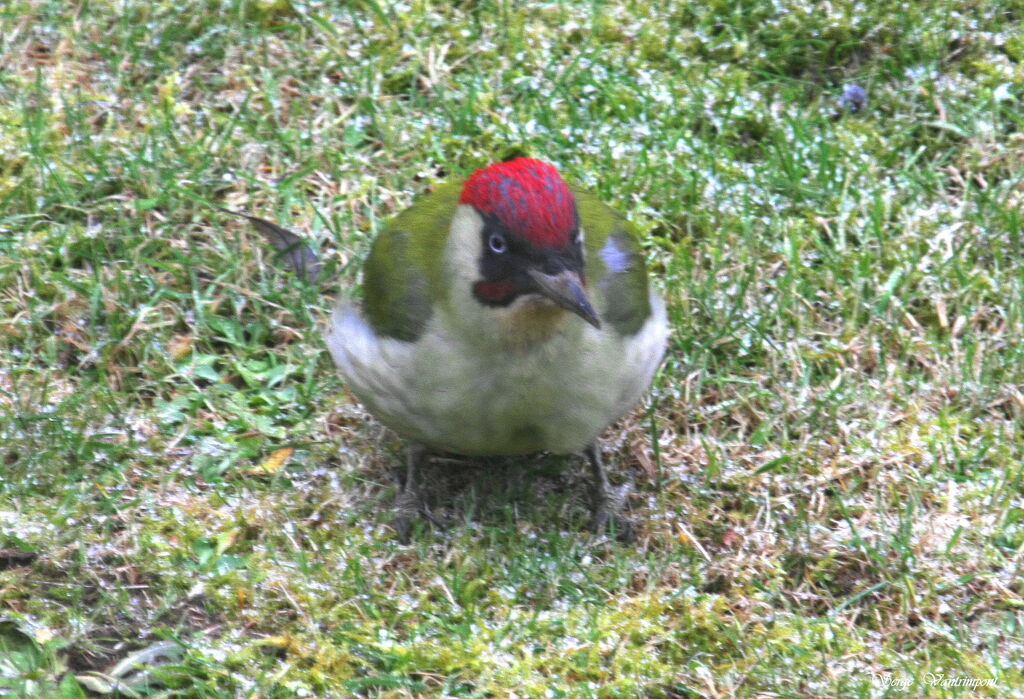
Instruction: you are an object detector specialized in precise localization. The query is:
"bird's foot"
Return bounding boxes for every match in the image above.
[393,486,445,544]
[583,443,637,543]
[586,477,636,543]
[391,444,446,543]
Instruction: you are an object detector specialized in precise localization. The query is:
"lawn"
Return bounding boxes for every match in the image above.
[2,0,1024,696]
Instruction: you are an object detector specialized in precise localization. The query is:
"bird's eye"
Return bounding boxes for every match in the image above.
[488,233,507,254]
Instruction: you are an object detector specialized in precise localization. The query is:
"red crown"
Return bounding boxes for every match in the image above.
[459,158,577,247]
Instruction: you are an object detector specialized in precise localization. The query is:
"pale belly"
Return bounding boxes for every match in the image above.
[326,296,667,456]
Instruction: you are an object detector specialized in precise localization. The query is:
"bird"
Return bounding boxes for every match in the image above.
[324,157,669,542]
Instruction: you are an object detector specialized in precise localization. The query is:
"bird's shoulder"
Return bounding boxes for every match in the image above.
[573,188,654,336]
[361,183,461,341]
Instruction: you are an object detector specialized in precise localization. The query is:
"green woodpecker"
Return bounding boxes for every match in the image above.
[326,158,668,541]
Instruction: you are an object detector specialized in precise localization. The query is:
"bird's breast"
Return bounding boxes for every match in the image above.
[327,286,667,458]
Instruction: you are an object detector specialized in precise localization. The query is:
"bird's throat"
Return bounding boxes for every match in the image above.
[497,297,568,350]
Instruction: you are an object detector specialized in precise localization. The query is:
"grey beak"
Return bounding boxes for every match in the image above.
[527,269,602,329]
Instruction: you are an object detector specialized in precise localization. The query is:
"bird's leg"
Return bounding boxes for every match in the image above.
[584,443,635,542]
[393,443,444,543]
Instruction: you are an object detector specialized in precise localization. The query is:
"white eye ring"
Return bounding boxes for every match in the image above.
[489,233,507,253]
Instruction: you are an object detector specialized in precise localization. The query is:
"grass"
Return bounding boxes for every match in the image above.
[2,0,1024,696]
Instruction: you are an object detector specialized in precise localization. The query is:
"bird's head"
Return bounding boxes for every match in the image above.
[453,157,600,329]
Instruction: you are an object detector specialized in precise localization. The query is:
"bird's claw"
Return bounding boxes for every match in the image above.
[393,489,419,544]
[586,478,636,543]
[393,487,445,543]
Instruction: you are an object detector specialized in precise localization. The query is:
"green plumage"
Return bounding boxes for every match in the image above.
[361,180,653,340]
[573,188,653,336]
[361,184,459,341]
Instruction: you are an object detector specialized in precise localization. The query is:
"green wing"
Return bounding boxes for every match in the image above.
[362,184,461,341]
[574,188,654,336]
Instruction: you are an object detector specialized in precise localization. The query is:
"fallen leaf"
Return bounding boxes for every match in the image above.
[242,447,294,476]
[631,441,656,480]
[167,334,193,361]
[722,528,743,548]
